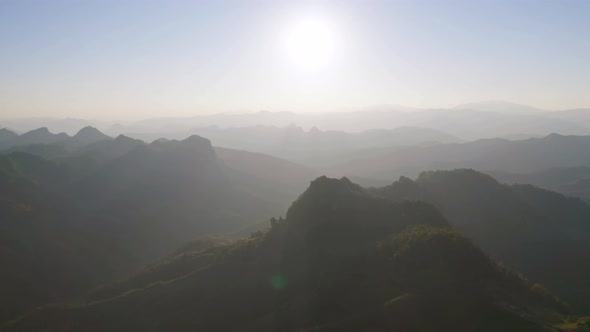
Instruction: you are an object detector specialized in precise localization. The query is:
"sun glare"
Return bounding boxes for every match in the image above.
[283,17,337,70]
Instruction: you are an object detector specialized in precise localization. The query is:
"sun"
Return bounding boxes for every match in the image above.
[283,17,337,70]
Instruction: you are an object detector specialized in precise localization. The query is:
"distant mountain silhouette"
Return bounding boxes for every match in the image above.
[546,108,590,126]
[61,134,146,172]
[125,125,462,163]
[96,105,590,140]
[0,126,112,155]
[4,177,566,332]
[452,101,546,114]
[5,104,590,141]
[490,167,590,202]
[0,118,94,135]
[15,127,69,146]
[67,126,111,147]
[325,133,590,180]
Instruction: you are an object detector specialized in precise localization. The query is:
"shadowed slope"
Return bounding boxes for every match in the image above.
[3,177,566,332]
[372,169,590,312]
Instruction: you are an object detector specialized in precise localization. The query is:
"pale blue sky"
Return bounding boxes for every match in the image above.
[1,0,589,119]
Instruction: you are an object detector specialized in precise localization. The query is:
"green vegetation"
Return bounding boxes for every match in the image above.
[0,132,314,322]
[2,177,570,331]
[372,169,590,313]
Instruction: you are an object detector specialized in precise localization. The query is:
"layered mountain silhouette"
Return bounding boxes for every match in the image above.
[14,127,69,146]
[66,126,111,148]
[452,101,546,114]
[0,133,317,322]
[325,133,590,181]
[2,177,567,332]
[491,167,590,202]
[126,125,461,163]
[22,103,583,140]
[0,126,110,155]
[5,104,590,141]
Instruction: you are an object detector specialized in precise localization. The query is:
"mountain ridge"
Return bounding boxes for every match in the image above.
[371,168,590,312]
[2,176,567,332]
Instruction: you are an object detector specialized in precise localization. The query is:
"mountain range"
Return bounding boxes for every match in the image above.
[0,132,316,323]
[2,124,590,330]
[5,125,590,204]
[0,126,110,151]
[106,105,590,141]
[322,133,590,184]
[1,176,571,331]
[125,125,462,164]
[371,169,590,312]
[490,167,590,202]
[3,102,590,140]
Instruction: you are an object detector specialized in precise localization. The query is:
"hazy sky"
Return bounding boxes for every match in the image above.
[1,0,589,119]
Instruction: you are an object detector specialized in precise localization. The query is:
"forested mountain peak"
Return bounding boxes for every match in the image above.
[373,169,590,312]
[284,176,449,241]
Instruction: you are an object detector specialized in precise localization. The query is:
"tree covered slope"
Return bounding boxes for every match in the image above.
[3,177,567,332]
[371,169,590,312]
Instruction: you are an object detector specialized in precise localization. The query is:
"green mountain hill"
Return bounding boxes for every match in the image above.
[371,169,590,312]
[0,136,317,322]
[0,153,129,322]
[2,177,566,332]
